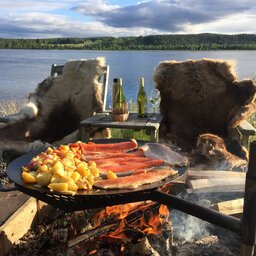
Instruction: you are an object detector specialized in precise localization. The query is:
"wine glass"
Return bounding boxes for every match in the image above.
[149,89,160,119]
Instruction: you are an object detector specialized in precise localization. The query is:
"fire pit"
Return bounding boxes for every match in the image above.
[9,201,173,256]
[2,140,256,255]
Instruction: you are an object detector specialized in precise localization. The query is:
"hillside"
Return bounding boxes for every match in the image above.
[0,33,256,50]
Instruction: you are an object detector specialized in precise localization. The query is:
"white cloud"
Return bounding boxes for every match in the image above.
[72,0,118,15]
[0,0,255,38]
[0,0,73,11]
[0,11,163,38]
[193,13,256,34]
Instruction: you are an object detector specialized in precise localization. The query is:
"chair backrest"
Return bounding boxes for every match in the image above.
[51,63,109,112]
[154,58,256,155]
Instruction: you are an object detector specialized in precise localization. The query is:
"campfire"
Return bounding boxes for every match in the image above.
[10,201,172,256]
[3,139,256,256]
[8,185,242,256]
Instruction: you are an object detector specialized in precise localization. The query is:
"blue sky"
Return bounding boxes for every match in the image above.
[0,0,256,38]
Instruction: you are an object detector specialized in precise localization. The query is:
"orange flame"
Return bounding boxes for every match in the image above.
[88,249,97,255]
[107,219,129,241]
[92,201,155,227]
[98,203,170,241]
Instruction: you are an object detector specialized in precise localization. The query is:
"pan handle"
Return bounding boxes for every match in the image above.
[0,172,18,191]
[151,189,242,235]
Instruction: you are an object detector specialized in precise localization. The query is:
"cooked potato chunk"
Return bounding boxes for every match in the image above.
[37,173,52,186]
[22,172,37,183]
[21,141,114,193]
[48,182,68,192]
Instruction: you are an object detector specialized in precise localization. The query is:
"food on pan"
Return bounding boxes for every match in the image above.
[82,149,144,161]
[21,140,182,193]
[80,139,138,153]
[94,168,178,189]
[21,142,100,193]
[96,158,165,174]
[141,143,188,167]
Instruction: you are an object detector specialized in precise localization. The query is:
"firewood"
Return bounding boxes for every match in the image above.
[188,169,246,180]
[210,198,244,216]
[187,178,245,193]
[68,223,116,248]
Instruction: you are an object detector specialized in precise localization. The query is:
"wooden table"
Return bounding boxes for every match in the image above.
[80,112,162,142]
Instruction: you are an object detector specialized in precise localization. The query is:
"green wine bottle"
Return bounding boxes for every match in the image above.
[112,78,119,110]
[137,77,148,118]
[114,78,126,114]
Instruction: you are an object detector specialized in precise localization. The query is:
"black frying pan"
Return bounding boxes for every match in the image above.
[4,148,186,211]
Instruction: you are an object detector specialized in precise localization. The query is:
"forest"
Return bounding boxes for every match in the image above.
[0,33,256,50]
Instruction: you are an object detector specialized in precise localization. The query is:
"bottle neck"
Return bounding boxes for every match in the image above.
[140,77,144,88]
[119,78,123,87]
[115,78,125,104]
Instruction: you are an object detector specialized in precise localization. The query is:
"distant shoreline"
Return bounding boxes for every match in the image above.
[1,33,256,50]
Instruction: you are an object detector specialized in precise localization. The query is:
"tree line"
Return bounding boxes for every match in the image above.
[0,33,256,50]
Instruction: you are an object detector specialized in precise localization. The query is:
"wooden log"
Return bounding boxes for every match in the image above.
[187,177,245,193]
[0,197,37,256]
[210,198,244,216]
[0,191,29,226]
[188,169,246,180]
[0,196,56,256]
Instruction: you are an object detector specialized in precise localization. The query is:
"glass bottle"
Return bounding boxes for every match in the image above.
[112,78,119,109]
[114,78,126,113]
[137,77,148,118]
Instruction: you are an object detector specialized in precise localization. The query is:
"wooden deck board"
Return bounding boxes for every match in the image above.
[0,191,29,226]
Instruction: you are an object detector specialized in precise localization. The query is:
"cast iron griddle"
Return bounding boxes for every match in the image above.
[6,148,185,211]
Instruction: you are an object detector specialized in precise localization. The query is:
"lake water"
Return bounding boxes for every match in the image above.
[0,49,256,109]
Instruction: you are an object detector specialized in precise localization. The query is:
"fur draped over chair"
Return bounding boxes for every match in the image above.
[154,58,256,170]
[0,57,110,161]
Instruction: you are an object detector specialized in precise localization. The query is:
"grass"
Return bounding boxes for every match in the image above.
[0,99,26,117]
[111,128,150,141]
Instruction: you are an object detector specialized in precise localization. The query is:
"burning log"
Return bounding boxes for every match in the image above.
[66,201,171,255]
[68,201,168,246]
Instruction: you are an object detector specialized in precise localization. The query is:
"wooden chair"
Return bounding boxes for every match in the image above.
[51,64,109,112]
[154,58,256,160]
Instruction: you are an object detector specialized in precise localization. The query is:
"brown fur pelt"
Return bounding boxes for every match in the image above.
[190,133,248,171]
[154,58,256,162]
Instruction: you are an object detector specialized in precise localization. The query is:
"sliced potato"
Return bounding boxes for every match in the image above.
[67,179,78,191]
[89,167,100,177]
[48,182,68,192]
[88,161,97,168]
[76,165,90,178]
[87,173,94,185]
[71,171,80,182]
[37,173,52,186]
[22,172,37,183]
[107,170,117,179]
[21,142,103,191]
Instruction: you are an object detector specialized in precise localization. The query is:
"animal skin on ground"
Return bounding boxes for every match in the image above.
[191,133,248,171]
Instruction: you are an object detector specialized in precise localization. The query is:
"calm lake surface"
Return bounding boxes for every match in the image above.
[0,49,256,108]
